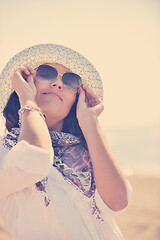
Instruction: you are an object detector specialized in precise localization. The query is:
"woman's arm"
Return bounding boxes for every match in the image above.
[0,67,53,198]
[0,141,53,198]
[77,85,130,211]
[12,67,52,150]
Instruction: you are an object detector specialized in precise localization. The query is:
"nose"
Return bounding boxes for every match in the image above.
[50,74,63,90]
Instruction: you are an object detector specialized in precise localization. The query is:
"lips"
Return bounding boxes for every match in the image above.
[43,91,63,101]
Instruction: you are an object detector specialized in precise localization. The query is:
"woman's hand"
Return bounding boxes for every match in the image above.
[77,84,129,211]
[12,67,36,105]
[76,84,104,128]
[13,67,52,150]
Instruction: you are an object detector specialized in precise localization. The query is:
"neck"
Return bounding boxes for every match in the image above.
[45,115,64,132]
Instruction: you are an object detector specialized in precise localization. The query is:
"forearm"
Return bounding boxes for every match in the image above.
[80,116,129,211]
[18,99,52,150]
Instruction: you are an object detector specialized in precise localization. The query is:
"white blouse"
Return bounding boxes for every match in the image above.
[0,140,132,240]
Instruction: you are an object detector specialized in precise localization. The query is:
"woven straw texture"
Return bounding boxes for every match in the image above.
[0,44,103,111]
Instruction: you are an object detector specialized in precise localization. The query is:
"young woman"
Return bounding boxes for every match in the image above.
[0,44,132,240]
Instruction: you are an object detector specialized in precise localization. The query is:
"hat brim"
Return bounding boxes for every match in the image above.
[0,43,103,111]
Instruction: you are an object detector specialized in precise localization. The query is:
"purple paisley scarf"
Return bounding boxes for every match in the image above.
[2,128,96,200]
[2,128,104,222]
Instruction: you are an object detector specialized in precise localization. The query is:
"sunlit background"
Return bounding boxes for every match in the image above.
[0,1,160,239]
[0,0,159,173]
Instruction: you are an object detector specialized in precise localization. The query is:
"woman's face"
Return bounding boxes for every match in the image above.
[34,63,77,130]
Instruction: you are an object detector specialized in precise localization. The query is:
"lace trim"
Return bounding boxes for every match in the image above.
[53,155,92,194]
[36,177,51,207]
[2,130,18,149]
[2,128,80,149]
[49,130,79,141]
[2,128,102,221]
[64,177,104,222]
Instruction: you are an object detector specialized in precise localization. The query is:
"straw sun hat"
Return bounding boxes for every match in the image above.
[0,43,103,112]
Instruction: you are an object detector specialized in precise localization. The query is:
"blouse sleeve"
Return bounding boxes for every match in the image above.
[0,140,53,198]
[94,179,132,217]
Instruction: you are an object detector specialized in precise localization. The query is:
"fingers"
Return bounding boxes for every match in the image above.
[23,68,30,75]
[26,74,36,90]
[77,85,104,122]
[81,84,102,108]
[78,87,85,102]
[82,84,101,105]
[27,67,35,74]
[93,103,104,117]
[77,87,87,110]
[13,66,35,84]
[23,68,36,94]
[11,66,37,101]
[15,67,30,76]
[14,66,35,76]
[82,84,104,115]
[82,84,101,101]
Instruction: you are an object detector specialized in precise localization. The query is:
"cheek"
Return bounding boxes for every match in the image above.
[66,94,76,111]
[34,82,43,102]
[34,81,41,92]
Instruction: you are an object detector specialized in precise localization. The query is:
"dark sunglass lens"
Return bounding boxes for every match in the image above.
[36,65,58,81]
[62,73,82,91]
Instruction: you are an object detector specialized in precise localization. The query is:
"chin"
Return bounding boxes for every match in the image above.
[42,105,68,119]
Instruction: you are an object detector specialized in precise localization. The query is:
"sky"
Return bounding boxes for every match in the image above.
[0,0,160,129]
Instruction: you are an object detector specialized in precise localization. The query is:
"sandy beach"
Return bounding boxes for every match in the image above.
[0,173,160,240]
[115,173,160,240]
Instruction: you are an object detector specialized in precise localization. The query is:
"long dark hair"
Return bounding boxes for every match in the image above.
[3,91,88,149]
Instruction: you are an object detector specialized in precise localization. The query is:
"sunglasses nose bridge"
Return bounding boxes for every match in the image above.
[50,73,64,89]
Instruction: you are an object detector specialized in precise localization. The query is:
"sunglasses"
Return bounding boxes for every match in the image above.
[36,64,82,93]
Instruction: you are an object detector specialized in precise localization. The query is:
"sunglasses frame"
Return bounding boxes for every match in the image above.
[36,64,82,93]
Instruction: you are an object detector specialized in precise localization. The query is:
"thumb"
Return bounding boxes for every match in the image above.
[93,103,104,117]
[26,74,37,95]
[77,88,86,108]
[78,88,85,102]
[27,74,34,86]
